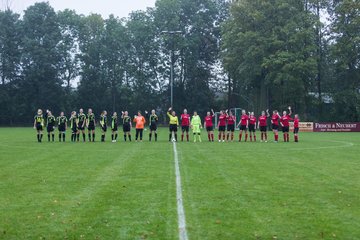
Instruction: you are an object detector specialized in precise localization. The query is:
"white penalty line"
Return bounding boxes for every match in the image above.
[173,142,189,240]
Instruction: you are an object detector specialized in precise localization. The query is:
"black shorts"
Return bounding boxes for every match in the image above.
[101,125,107,132]
[260,126,267,132]
[112,124,118,131]
[36,124,43,131]
[58,125,66,132]
[123,124,131,132]
[78,122,85,130]
[282,126,289,133]
[150,124,157,131]
[206,126,214,132]
[249,124,256,132]
[88,123,95,131]
[47,126,54,133]
[294,127,299,134]
[272,124,279,130]
[71,127,77,133]
[227,124,235,132]
[181,126,189,132]
[218,126,226,132]
[240,125,247,131]
[169,124,178,132]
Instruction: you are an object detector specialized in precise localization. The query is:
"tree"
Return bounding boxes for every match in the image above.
[222,0,318,115]
[0,9,21,124]
[19,2,63,119]
[329,0,360,121]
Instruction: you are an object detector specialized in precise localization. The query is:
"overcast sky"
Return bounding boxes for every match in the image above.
[3,0,157,18]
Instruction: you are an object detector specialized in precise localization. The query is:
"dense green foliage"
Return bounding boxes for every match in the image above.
[0,0,359,125]
[1,128,360,239]
[222,0,360,121]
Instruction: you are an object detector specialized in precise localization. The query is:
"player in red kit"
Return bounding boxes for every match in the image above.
[293,114,300,142]
[280,106,292,142]
[258,109,270,142]
[248,112,257,142]
[218,110,227,142]
[271,110,281,142]
[204,109,215,142]
[181,109,190,142]
[237,110,249,142]
[226,111,236,141]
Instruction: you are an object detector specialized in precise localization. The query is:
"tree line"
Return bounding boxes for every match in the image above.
[0,0,359,125]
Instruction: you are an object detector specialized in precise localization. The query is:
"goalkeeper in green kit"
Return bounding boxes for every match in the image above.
[191,111,202,142]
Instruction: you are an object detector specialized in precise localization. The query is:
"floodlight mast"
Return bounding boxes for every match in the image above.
[161,30,183,108]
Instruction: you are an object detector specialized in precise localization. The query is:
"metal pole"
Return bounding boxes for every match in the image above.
[161,30,182,108]
[170,49,174,107]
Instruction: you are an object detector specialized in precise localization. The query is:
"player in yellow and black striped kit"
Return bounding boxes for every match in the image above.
[77,108,86,142]
[121,111,132,142]
[111,112,118,142]
[33,109,44,142]
[145,109,159,141]
[100,111,107,142]
[86,108,96,142]
[57,112,68,142]
[46,111,56,142]
[69,111,78,142]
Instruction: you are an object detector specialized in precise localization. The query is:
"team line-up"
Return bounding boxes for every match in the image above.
[33,106,300,143]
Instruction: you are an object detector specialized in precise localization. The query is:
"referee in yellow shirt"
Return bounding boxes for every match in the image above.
[167,107,179,142]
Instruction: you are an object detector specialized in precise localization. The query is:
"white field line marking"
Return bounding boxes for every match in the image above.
[288,140,354,151]
[173,142,189,240]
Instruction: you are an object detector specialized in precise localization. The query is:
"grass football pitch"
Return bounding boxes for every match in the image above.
[0,128,359,239]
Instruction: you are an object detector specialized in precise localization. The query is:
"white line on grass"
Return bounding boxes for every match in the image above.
[173,142,189,240]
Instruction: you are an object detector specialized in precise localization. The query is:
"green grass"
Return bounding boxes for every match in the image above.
[0,128,359,239]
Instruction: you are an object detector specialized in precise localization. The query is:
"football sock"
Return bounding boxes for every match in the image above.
[181,134,184,141]
[175,133,178,141]
[155,133,157,141]
[208,133,211,141]
[37,134,40,142]
[222,134,225,140]
[62,133,65,141]
[92,133,95,142]
[239,133,242,141]
[211,133,214,141]
[149,133,152,141]
[265,133,268,140]
[227,133,230,141]
[254,135,256,141]
[169,133,172,141]
[88,133,91,141]
[115,134,118,140]
[124,135,127,141]
[83,133,86,142]
[198,133,202,142]
[48,134,50,142]
[128,135,132,141]
[77,134,80,141]
[186,134,189,141]
[111,134,114,140]
[59,134,62,142]
[245,133,248,142]
[218,134,221,140]
[250,135,252,142]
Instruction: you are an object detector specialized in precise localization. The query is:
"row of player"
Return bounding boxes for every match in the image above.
[33,106,300,143]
